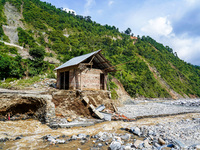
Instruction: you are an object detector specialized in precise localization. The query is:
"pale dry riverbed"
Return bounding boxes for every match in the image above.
[0,99,200,150]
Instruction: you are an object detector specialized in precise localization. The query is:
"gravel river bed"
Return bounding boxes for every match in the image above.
[0,99,200,150]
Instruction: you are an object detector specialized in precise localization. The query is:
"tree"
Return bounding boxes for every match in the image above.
[28,46,46,76]
[29,46,45,61]
[125,28,131,35]
[0,55,11,79]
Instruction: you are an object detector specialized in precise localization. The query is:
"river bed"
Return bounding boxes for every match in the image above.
[0,113,200,150]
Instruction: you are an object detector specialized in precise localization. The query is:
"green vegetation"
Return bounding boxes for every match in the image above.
[0,53,25,80]
[17,27,36,48]
[0,0,199,98]
[0,0,9,41]
[28,46,48,76]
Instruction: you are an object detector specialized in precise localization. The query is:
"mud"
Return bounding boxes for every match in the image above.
[0,113,199,150]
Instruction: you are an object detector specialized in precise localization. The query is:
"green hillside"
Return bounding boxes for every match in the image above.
[0,0,200,98]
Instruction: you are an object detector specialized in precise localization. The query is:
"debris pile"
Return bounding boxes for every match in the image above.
[112,113,136,122]
[32,78,56,89]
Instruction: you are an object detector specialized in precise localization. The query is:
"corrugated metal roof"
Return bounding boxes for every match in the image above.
[55,49,102,70]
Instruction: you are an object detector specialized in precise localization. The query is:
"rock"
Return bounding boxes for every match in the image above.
[60,118,68,124]
[56,139,65,144]
[124,145,132,150]
[143,139,152,148]
[98,143,103,147]
[0,137,9,142]
[149,135,154,140]
[172,139,187,149]
[80,140,86,145]
[196,144,200,150]
[113,136,122,144]
[148,130,154,136]
[71,135,77,140]
[158,137,166,145]
[109,141,122,150]
[129,127,141,136]
[140,126,148,137]
[154,143,161,148]
[133,140,143,148]
[67,118,72,122]
[121,133,131,141]
[90,148,100,150]
[15,136,22,140]
[77,134,87,140]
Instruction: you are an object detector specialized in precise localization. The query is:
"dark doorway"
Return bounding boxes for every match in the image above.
[100,73,105,90]
[60,72,64,89]
[60,71,69,90]
[65,71,69,90]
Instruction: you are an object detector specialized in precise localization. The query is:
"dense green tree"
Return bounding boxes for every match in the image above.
[125,28,131,35]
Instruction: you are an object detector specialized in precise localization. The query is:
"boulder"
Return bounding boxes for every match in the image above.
[158,137,166,145]
[109,141,122,150]
[129,127,141,136]
[133,140,143,148]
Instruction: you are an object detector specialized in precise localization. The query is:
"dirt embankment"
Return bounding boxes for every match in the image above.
[0,88,118,121]
[52,90,117,118]
[0,91,55,122]
[111,77,131,103]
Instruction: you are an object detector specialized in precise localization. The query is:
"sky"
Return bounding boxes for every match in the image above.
[41,0,200,66]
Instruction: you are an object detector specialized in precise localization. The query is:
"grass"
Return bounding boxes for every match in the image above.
[0,76,42,89]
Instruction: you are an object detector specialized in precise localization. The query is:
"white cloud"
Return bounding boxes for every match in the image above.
[84,0,95,15]
[140,15,200,65]
[63,8,77,15]
[185,0,198,6]
[168,35,200,65]
[108,0,114,6]
[141,17,173,37]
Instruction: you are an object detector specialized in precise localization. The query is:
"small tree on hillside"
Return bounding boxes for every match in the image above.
[125,28,131,35]
[29,46,46,76]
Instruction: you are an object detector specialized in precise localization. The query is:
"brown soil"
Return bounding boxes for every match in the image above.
[52,90,116,118]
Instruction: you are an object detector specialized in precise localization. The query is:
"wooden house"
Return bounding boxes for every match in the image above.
[54,49,116,90]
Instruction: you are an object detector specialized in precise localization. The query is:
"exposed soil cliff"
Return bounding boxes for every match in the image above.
[0,90,55,122]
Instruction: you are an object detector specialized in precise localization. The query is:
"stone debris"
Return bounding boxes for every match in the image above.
[118,99,200,119]
[95,104,105,112]
[32,78,57,89]
[89,104,104,119]
[40,117,200,149]
[112,113,136,121]
[48,117,104,128]
[164,99,200,107]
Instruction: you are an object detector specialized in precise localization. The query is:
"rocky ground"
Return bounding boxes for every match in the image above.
[118,99,200,119]
[38,99,200,150]
[41,116,200,149]
[0,85,200,149]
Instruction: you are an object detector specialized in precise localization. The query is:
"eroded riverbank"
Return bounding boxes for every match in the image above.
[0,113,200,150]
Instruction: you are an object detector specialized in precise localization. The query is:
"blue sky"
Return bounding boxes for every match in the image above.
[41,0,200,66]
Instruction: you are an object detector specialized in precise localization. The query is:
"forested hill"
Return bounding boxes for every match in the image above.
[0,0,200,99]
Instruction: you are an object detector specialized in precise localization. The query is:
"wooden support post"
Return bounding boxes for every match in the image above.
[64,71,66,90]
[80,69,82,90]
[74,69,76,90]
[107,75,110,91]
